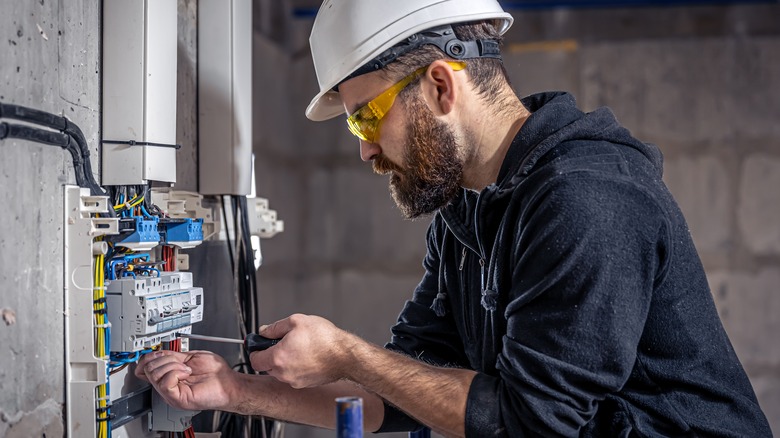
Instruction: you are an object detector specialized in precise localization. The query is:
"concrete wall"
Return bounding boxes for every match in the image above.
[0,0,100,435]
[250,4,780,437]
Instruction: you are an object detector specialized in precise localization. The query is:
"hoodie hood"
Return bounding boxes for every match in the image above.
[440,91,663,254]
[499,92,663,190]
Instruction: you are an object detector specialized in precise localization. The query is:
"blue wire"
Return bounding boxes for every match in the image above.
[140,204,154,219]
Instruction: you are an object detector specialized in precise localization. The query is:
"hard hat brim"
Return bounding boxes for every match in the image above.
[306,89,344,122]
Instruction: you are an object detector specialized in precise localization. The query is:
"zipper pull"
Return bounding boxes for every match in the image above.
[459,247,467,271]
[480,258,498,312]
[479,258,485,290]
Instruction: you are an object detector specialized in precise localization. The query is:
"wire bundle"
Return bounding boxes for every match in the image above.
[94,250,111,438]
[161,245,177,272]
[163,338,197,438]
[107,185,163,219]
[214,196,281,438]
[0,102,105,196]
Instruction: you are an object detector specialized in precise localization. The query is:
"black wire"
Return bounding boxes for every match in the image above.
[0,121,89,188]
[216,195,267,438]
[221,197,235,270]
[0,103,106,196]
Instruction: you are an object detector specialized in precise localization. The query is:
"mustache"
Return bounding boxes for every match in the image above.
[372,154,402,175]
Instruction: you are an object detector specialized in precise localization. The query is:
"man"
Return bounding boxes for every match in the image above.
[138,0,771,436]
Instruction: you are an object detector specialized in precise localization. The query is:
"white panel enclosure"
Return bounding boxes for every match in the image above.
[102,0,178,185]
[198,0,253,195]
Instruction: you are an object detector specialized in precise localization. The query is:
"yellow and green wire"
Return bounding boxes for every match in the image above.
[94,248,110,438]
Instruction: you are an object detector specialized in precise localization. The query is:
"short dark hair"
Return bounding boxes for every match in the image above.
[381,20,511,104]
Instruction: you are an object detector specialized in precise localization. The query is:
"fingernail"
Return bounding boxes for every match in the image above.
[185,367,192,373]
[259,324,268,332]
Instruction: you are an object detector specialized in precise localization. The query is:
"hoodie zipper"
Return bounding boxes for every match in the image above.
[458,245,484,343]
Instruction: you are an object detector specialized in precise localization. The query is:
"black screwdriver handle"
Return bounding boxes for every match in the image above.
[244,333,279,352]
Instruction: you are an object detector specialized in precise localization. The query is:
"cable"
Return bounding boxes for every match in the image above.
[0,121,89,188]
[94,248,111,438]
[215,195,276,438]
[0,102,105,195]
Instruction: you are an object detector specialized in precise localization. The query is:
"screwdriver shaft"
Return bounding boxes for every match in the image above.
[178,333,244,345]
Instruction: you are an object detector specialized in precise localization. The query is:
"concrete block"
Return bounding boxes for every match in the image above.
[504,41,581,99]
[307,165,430,266]
[254,35,348,161]
[728,38,780,141]
[580,37,780,147]
[707,269,780,365]
[251,155,306,267]
[253,33,297,160]
[738,154,780,255]
[335,270,424,346]
[257,270,338,325]
[663,155,733,253]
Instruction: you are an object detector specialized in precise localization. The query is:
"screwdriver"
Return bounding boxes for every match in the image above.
[178,333,279,352]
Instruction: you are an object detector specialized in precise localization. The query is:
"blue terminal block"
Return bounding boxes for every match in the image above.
[160,218,204,249]
[116,216,161,251]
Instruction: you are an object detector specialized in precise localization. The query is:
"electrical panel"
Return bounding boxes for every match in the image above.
[64,186,213,437]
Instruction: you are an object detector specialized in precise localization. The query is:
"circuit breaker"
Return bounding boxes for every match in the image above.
[106,272,204,352]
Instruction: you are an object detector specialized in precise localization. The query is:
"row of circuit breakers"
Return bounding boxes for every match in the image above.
[107,196,205,353]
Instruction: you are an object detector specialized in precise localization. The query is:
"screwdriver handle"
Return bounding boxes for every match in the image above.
[244,333,279,352]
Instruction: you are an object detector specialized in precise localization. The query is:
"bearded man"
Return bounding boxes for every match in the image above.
[138,1,771,436]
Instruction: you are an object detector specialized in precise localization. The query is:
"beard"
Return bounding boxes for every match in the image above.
[372,92,464,219]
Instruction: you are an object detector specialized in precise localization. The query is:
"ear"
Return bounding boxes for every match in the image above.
[419,60,459,117]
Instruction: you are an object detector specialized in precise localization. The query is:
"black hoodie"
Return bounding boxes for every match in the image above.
[379,92,771,436]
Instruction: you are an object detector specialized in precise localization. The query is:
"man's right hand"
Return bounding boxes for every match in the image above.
[135,350,238,412]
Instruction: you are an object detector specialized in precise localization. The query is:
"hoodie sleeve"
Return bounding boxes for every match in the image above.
[378,216,471,432]
[465,173,670,437]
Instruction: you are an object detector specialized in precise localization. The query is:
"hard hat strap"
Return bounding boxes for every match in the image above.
[335,24,501,91]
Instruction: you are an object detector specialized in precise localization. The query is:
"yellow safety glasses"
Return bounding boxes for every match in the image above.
[346,61,466,143]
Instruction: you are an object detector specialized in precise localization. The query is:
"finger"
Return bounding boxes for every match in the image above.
[135,350,176,379]
[156,368,193,405]
[259,314,300,339]
[249,349,275,374]
[144,357,192,384]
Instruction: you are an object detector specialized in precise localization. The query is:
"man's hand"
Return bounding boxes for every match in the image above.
[136,350,237,411]
[250,314,355,389]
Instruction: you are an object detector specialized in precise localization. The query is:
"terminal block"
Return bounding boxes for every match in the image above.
[159,218,204,249]
[116,216,161,251]
[106,272,203,352]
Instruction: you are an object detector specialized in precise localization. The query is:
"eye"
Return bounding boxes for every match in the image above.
[354,106,376,123]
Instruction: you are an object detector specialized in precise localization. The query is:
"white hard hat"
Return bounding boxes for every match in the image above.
[305,0,513,121]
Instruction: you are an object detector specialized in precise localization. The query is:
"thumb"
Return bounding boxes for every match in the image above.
[258,316,294,339]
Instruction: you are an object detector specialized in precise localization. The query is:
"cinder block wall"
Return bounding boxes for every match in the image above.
[251,4,780,437]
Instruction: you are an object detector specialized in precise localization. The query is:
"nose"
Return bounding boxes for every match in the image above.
[359,140,381,162]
